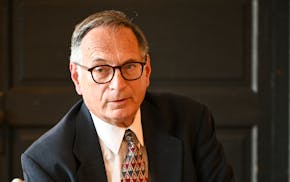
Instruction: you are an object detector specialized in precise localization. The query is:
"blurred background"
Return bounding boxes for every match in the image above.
[0,0,289,181]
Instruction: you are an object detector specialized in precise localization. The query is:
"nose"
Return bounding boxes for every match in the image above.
[108,69,127,90]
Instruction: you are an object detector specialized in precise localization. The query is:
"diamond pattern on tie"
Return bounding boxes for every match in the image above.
[121,130,148,182]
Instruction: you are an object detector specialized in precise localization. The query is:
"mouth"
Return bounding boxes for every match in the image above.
[109,97,130,104]
[107,98,130,109]
[112,98,127,103]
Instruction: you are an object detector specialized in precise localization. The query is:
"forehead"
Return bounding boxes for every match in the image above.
[80,26,142,63]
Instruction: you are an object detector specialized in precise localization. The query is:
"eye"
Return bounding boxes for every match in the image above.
[123,63,137,70]
[94,66,111,73]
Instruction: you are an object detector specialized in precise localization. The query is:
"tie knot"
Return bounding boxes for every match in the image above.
[124,129,137,145]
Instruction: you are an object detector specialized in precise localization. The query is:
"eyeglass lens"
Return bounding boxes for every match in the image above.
[91,62,144,84]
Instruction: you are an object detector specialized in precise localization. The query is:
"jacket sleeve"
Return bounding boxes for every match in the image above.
[21,153,55,182]
[194,106,236,182]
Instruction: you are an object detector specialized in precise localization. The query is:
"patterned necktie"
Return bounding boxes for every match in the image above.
[121,129,148,182]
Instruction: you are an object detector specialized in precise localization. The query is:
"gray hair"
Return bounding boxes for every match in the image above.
[69,10,149,63]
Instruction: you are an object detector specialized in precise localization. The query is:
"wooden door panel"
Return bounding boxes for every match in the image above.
[217,127,255,182]
[0,127,9,182]
[2,0,258,182]
[6,88,79,125]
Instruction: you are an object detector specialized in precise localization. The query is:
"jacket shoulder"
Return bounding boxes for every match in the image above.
[144,92,207,113]
[21,100,86,180]
[22,100,85,169]
[142,92,214,133]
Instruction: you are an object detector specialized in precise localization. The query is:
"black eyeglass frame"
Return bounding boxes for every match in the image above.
[73,56,147,84]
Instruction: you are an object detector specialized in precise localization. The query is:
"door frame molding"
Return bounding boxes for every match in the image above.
[258,0,289,181]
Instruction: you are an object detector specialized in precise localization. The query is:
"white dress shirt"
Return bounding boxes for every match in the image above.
[90,109,147,182]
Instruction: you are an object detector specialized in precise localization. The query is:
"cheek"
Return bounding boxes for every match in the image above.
[89,85,107,102]
[84,84,102,98]
[132,81,147,101]
[77,76,88,95]
[82,85,107,112]
[79,72,95,90]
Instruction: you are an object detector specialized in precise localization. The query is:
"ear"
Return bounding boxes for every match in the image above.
[69,62,82,95]
[144,54,152,87]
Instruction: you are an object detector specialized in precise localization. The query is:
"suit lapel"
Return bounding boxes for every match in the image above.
[142,100,183,182]
[73,103,107,182]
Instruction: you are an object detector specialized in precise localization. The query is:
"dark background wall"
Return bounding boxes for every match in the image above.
[0,0,289,182]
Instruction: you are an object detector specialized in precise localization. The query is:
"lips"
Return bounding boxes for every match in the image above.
[107,98,130,109]
[112,99,126,103]
[109,97,130,104]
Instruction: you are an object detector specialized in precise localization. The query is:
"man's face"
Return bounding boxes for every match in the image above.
[70,26,151,127]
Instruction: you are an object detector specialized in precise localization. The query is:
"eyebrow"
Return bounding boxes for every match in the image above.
[91,57,144,66]
[91,58,107,63]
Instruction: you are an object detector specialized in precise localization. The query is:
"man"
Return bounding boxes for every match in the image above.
[21,10,235,181]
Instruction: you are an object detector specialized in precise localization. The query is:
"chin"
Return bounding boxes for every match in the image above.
[108,111,135,126]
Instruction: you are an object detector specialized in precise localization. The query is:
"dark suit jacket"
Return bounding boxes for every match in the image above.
[21,92,235,182]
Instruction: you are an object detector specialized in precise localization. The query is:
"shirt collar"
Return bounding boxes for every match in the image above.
[90,109,144,154]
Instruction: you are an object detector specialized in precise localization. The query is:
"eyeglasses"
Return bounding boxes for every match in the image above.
[74,58,147,84]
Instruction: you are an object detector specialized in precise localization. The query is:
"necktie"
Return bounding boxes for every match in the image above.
[121,129,148,182]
